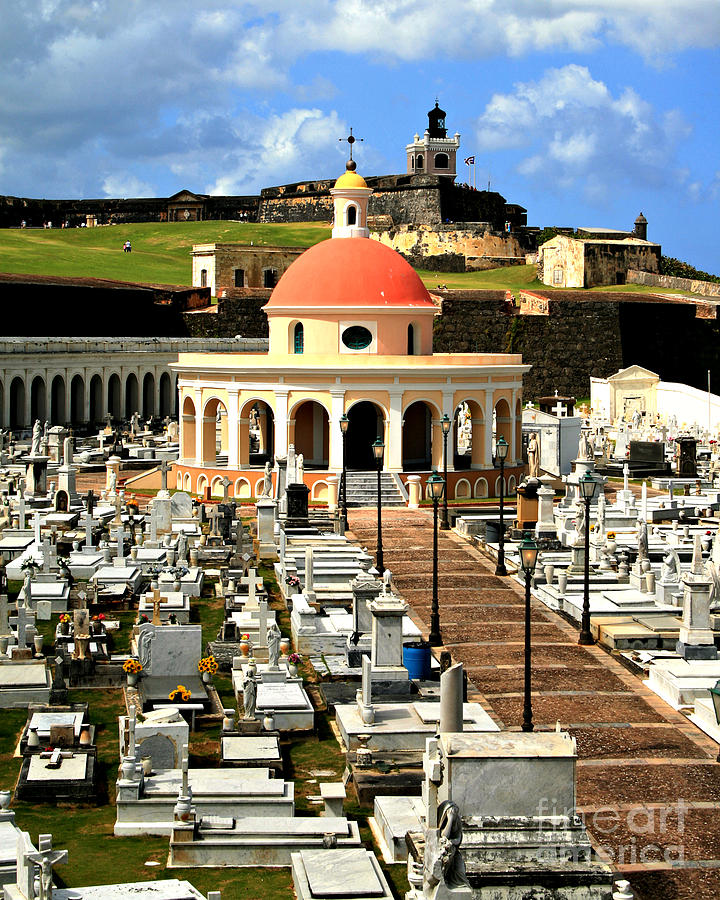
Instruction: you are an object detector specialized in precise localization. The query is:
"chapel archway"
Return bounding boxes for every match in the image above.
[202,397,227,465]
[345,401,386,470]
[181,396,196,461]
[291,400,329,468]
[402,401,433,471]
[453,399,485,470]
[241,399,275,467]
[494,398,512,462]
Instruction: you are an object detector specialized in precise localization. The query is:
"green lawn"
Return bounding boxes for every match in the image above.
[0,221,331,286]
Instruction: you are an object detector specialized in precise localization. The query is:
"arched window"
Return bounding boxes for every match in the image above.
[200,269,207,288]
[407,323,415,355]
[346,205,357,226]
[294,322,304,354]
[416,154,424,170]
[434,153,449,169]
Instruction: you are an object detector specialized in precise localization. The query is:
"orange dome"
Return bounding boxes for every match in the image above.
[264,238,436,310]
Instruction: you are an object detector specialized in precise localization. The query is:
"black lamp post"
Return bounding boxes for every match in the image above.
[519,532,539,732]
[427,471,446,647]
[440,414,451,530]
[709,679,720,761]
[578,470,597,646]
[495,436,509,576]
[339,414,349,532]
[372,437,385,574]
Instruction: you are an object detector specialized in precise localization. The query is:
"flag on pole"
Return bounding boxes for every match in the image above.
[464,156,475,165]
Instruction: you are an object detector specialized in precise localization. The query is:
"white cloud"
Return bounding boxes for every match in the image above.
[206,108,349,195]
[476,65,691,197]
[102,174,155,199]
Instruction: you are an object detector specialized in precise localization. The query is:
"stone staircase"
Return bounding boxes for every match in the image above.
[343,471,406,507]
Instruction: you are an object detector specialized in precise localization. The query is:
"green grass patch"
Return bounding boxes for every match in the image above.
[0,221,330,286]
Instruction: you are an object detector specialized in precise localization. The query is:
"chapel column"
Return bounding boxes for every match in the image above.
[274,390,289,459]
[193,388,203,464]
[329,390,346,471]
[226,389,239,469]
[483,388,495,467]
[387,391,403,471]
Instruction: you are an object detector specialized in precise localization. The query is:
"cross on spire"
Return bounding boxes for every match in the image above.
[339,127,363,164]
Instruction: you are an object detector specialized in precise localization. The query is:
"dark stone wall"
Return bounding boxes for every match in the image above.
[618,301,720,393]
[432,293,624,399]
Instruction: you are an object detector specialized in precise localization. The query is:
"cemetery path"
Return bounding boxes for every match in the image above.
[348,507,720,900]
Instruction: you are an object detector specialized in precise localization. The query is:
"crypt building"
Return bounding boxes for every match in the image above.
[173,161,529,502]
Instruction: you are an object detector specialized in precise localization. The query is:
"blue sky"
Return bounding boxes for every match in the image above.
[0,1,718,271]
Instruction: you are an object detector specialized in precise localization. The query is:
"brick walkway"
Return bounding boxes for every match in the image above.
[348,507,720,900]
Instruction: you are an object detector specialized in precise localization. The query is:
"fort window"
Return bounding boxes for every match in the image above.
[553,267,563,285]
[200,269,208,288]
[294,322,304,354]
[234,269,245,288]
[346,205,357,226]
[263,268,278,288]
[434,153,449,169]
[416,154,424,170]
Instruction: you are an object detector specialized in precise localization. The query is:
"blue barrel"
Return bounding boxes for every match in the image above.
[403,641,432,680]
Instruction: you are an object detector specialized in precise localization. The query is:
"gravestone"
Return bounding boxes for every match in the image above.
[171,492,193,519]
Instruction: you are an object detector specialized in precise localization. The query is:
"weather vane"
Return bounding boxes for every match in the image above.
[339,127,363,164]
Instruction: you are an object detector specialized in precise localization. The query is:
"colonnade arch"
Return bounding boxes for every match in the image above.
[402,400,433,471]
[31,376,47,423]
[89,375,103,423]
[453,399,484,470]
[345,401,386,470]
[202,398,227,466]
[125,373,139,419]
[70,375,85,425]
[50,375,65,424]
[107,374,122,419]
[240,399,274,467]
[181,396,196,461]
[9,378,25,429]
[290,399,329,467]
[143,373,155,417]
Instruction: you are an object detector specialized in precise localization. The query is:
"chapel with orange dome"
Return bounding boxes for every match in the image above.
[172,159,528,503]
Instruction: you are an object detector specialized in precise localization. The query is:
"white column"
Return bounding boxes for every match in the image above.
[194,389,203,464]
[1,372,11,427]
[329,390,346,471]
[387,392,403,471]
[484,388,494,466]
[226,389,239,469]
[510,388,518,464]
[82,370,91,423]
[274,390,289,458]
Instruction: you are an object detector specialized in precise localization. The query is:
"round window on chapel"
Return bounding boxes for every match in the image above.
[342,326,373,350]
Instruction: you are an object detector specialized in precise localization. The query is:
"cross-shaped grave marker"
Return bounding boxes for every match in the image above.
[10,602,33,646]
[27,833,68,900]
[159,459,170,493]
[207,505,223,537]
[220,476,231,502]
[149,588,169,625]
[551,400,566,418]
[113,523,126,559]
[41,536,54,574]
[240,568,262,610]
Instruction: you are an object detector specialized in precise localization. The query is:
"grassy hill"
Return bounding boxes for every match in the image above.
[0,221,331,286]
[0,221,698,296]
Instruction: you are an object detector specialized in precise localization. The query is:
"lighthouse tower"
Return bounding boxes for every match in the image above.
[406,101,460,179]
